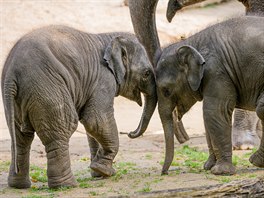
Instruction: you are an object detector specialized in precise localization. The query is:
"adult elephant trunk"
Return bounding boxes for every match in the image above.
[128,0,189,143]
[128,93,157,138]
[128,0,161,67]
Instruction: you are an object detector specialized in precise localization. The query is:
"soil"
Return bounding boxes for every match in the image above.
[1,0,264,197]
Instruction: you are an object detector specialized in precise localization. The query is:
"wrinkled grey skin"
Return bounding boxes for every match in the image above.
[232,0,264,149]
[129,0,264,151]
[156,16,264,175]
[129,1,264,175]
[232,109,262,150]
[166,0,264,150]
[1,25,157,189]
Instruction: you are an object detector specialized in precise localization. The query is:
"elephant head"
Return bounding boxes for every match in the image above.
[128,0,205,174]
[104,36,157,138]
[156,45,205,174]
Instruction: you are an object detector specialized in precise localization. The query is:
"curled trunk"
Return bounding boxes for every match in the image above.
[128,93,158,138]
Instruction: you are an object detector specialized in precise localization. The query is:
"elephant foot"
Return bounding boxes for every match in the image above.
[249,149,264,167]
[90,161,115,177]
[203,154,216,170]
[91,169,103,178]
[211,161,235,175]
[48,173,77,189]
[8,174,31,189]
[233,143,255,150]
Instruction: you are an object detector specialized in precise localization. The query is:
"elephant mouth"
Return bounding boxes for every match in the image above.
[176,105,186,121]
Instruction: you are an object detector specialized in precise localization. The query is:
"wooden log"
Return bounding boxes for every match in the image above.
[133,178,264,197]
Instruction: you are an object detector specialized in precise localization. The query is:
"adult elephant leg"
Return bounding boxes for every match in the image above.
[232,109,260,150]
[86,135,103,177]
[8,124,34,189]
[203,97,236,175]
[249,95,264,167]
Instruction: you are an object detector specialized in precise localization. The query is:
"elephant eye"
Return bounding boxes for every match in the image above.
[143,70,151,79]
[163,88,171,97]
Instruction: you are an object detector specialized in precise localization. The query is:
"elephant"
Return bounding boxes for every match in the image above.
[238,0,264,16]
[1,25,157,188]
[128,0,264,150]
[128,0,264,175]
[154,16,264,175]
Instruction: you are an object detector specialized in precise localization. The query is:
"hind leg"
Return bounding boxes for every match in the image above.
[31,97,78,188]
[38,132,77,188]
[8,124,34,189]
[250,95,264,167]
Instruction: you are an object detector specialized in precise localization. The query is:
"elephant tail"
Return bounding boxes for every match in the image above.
[3,80,18,173]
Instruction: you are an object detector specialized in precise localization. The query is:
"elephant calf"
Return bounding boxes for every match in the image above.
[1,26,157,188]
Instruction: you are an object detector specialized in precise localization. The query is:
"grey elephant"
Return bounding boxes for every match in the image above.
[131,14,264,175]
[155,16,264,175]
[128,0,264,150]
[1,25,157,188]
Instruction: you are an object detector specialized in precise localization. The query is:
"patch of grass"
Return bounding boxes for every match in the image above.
[30,165,47,183]
[138,183,151,193]
[90,191,98,196]
[219,176,232,183]
[79,182,93,188]
[22,195,49,198]
[112,162,137,181]
[161,145,208,173]
[145,154,152,160]
[0,160,10,172]
[79,156,90,162]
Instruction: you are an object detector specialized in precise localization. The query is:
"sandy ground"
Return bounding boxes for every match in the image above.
[2,0,263,197]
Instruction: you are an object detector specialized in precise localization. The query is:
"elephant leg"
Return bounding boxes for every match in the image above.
[8,124,34,189]
[203,97,236,175]
[37,131,77,188]
[81,108,119,177]
[249,96,264,167]
[31,97,78,188]
[87,135,103,177]
[232,109,260,150]
[203,131,216,170]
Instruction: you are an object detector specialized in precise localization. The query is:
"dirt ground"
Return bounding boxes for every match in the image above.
[1,0,264,197]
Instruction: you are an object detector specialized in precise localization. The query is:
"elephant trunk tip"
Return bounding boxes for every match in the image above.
[127,130,142,139]
[161,169,169,175]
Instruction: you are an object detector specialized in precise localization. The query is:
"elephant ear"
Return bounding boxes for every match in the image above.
[104,36,128,84]
[176,45,205,91]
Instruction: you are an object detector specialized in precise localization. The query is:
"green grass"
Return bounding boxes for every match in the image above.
[0,161,10,172]
[112,162,137,181]
[30,165,48,183]
[138,183,151,193]
[145,154,153,160]
[160,145,209,173]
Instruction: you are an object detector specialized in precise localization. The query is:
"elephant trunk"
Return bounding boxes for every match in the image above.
[158,101,175,175]
[166,0,207,22]
[128,92,158,138]
[128,0,161,67]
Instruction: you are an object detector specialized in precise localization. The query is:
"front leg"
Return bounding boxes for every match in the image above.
[81,102,118,177]
[203,97,236,175]
[86,135,103,177]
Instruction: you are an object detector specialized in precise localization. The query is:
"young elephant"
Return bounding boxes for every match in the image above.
[155,16,264,175]
[1,26,157,188]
